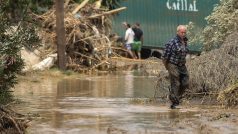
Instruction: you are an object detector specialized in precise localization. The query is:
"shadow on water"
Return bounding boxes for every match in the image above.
[14,68,205,134]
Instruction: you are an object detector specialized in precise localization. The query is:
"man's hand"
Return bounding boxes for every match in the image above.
[162,60,169,70]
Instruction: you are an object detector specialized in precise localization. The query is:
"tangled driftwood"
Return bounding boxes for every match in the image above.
[33,0,127,72]
[217,83,238,107]
[187,32,238,95]
[0,105,29,134]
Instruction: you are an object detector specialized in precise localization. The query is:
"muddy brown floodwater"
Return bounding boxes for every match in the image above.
[14,70,238,134]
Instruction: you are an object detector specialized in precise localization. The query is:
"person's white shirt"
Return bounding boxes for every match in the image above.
[125,28,135,44]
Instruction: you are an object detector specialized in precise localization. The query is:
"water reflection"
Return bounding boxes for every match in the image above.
[56,72,155,98]
[14,71,200,134]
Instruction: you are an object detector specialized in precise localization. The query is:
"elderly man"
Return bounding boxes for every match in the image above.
[162,25,189,109]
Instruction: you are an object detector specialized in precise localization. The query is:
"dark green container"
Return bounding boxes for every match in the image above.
[112,0,220,52]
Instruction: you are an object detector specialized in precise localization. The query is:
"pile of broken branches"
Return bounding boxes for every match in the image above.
[217,82,238,107]
[0,105,29,134]
[33,0,127,72]
[187,32,238,100]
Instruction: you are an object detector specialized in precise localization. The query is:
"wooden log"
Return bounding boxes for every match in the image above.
[88,7,127,19]
[72,0,90,15]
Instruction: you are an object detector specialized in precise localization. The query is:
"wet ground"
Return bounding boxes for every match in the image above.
[14,70,238,134]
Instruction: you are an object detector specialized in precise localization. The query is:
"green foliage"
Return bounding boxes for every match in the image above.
[19,25,41,50]
[62,70,74,76]
[202,0,238,51]
[28,0,53,13]
[4,0,124,16]
[0,2,39,104]
[0,27,24,104]
[0,90,13,105]
[74,0,124,9]
[186,22,203,46]
[187,0,238,51]
[2,0,29,22]
[101,0,124,10]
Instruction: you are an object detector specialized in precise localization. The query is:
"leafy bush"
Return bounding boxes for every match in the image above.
[0,26,23,104]
[0,2,39,104]
[202,0,238,51]
[187,0,238,51]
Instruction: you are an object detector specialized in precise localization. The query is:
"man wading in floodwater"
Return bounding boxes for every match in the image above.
[162,25,189,109]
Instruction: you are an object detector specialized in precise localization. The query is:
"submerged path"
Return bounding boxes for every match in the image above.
[14,71,238,134]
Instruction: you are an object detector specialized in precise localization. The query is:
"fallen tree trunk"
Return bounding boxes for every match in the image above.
[88,7,127,18]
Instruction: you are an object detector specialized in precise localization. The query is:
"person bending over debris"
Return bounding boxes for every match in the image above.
[122,22,135,59]
[162,25,189,109]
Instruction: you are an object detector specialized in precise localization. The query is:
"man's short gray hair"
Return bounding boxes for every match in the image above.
[177,25,187,32]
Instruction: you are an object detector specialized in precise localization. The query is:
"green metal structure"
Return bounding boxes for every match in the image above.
[112,0,220,52]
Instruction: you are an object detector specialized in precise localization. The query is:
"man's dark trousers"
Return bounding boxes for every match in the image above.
[167,63,189,105]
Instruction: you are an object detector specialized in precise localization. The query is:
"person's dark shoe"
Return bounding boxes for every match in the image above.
[170,104,176,109]
[170,102,180,109]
